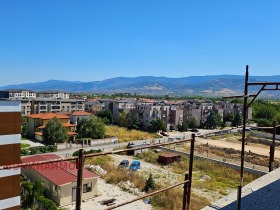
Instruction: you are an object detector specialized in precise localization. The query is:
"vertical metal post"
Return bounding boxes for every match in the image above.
[182,173,189,210]
[237,65,249,210]
[76,149,84,210]
[186,133,195,210]
[269,123,276,172]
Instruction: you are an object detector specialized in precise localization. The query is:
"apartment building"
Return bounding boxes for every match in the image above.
[0,100,21,210]
[38,92,69,99]
[18,98,84,116]
[0,90,36,99]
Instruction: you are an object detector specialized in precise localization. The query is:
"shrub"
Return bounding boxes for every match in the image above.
[144,173,156,192]
[37,196,58,210]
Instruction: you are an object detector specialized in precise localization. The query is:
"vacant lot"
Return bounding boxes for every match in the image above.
[105,126,159,142]
[85,148,259,210]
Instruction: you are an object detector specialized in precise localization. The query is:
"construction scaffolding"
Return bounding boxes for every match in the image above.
[224,65,280,210]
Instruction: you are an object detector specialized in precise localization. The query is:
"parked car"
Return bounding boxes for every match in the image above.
[129,160,141,171]
[118,160,129,168]
[190,128,199,132]
[160,132,169,136]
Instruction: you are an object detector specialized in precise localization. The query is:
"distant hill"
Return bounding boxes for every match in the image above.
[1,75,280,97]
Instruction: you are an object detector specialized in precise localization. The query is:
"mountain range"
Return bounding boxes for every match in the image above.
[1,75,280,97]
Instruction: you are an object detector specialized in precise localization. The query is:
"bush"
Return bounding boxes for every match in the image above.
[37,196,58,210]
[20,145,57,156]
[144,173,156,192]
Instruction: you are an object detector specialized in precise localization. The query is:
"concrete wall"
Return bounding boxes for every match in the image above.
[89,137,118,146]
[249,131,280,140]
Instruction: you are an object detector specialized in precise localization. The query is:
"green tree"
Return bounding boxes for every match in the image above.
[232,112,242,126]
[205,110,219,129]
[178,120,188,132]
[147,119,166,133]
[43,117,68,145]
[33,181,45,198]
[131,114,141,130]
[97,110,113,124]
[187,117,199,128]
[21,123,28,138]
[225,113,234,122]
[144,173,156,192]
[78,116,105,139]
[21,181,34,208]
[117,112,131,128]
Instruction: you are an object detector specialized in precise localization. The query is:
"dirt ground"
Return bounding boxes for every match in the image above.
[196,137,280,158]
[64,178,152,210]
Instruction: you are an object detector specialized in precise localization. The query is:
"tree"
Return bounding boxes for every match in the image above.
[78,116,105,139]
[225,113,234,122]
[147,119,166,133]
[117,112,131,128]
[21,123,28,138]
[205,110,219,129]
[232,112,242,127]
[131,114,141,130]
[76,118,87,137]
[187,117,199,129]
[97,110,113,124]
[144,173,156,192]
[178,120,188,132]
[43,117,68,145]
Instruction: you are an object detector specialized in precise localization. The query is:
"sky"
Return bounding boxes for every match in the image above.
[0,1,280,86]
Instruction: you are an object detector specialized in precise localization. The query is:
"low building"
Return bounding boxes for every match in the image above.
[21,154,98,207]
[26,113,77,141]
[158,153,181,165]
[70,111,92,125]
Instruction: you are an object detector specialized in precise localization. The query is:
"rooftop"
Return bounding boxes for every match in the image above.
[27,113,70,119]
[21,154,98,186]
[71,111,92,116]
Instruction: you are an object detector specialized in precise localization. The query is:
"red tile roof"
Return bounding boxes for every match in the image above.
[37,123,75,129]
[71,111,92,116]
[27,113,70,120]
[21,154,98,186]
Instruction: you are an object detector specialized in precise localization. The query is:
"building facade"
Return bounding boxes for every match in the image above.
[0,100,21,210]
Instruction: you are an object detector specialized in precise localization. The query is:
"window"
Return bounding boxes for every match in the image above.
[83,182,92,193]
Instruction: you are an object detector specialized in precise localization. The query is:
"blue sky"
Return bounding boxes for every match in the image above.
[0,1,280,86]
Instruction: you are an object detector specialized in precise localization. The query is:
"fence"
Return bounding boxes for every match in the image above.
[0,134,196,210]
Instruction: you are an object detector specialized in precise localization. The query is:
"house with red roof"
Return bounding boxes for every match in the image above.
[26,113,77,142]
[70,111,92,125]
[21,154,98,207]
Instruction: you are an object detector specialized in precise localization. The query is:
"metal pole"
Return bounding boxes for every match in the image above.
[269,123,276,172]
[237,65,249,210]
[182,173,189,210]
[186,133,195,210]
[76,149,84,210]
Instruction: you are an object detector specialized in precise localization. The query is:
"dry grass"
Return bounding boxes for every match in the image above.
[152,187,209,210]
[137,150,259,194]
[105,125,159,142]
